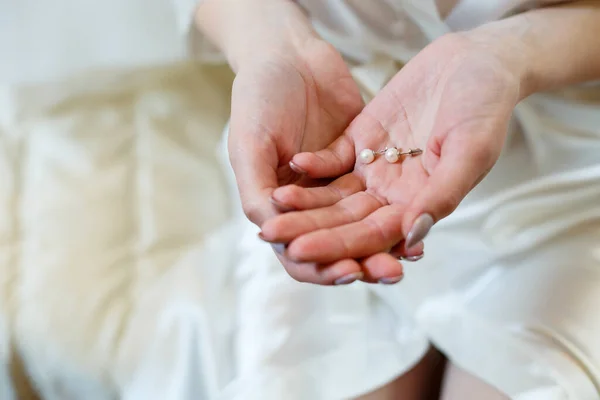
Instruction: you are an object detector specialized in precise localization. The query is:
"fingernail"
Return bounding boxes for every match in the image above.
[271,243,287,254]
[334,272,363,285]
[258,232,287,253]
[289,161,307,175]
[402,253,424,262]
[379,275,404,285]
[405,214,434,250]
[270,197,296,212]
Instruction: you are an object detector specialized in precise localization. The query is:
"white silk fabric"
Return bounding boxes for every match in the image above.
[1,0,600,399]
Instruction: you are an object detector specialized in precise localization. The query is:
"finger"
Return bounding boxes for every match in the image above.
[320,253,404,285]
[289,134,355,178]
[320,259,364,286]
[286,204,407,264]
[402,132,499,248]
[360,253,405,284]
[228,132,279,226]
[260,191,383,243]
[277,254,363,286]
[389,240,424,261]
[271,173,364,211]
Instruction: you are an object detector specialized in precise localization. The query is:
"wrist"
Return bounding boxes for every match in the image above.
[464,2,600,100]
[460,20,535,101]
[196,0,318,72]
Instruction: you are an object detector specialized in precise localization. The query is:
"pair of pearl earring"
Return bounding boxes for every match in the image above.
[359,147,422,164]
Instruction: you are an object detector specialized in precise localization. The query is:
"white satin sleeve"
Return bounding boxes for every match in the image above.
[171,0,226,63]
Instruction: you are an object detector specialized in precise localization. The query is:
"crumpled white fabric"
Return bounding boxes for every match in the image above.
[0,62,235,399]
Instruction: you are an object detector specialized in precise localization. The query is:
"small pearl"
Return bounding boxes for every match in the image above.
[385,147,400,163]
[359,149,375,164]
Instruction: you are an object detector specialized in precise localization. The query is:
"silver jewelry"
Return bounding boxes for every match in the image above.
[358,147,422,164]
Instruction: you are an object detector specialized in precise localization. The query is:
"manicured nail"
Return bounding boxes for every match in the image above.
[258,232,287,254]
[270,197,296,212]
[405,214,434,250]
[271,243,286,254]
[379,275,404,285]
[334,272,363,285]
[289,161,307,175]
[402,253,424,262]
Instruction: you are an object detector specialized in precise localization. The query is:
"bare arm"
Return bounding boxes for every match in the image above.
[469,0,600,99]
[194,0,318,72]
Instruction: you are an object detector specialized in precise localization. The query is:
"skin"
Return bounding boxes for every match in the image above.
[259,32,518,264]
[228,37,375,284]
[198,0,600,285]
[250,0,600,277]
[198,0,415,284]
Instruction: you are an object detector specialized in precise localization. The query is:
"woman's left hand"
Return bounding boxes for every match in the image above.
[258,32,525,273]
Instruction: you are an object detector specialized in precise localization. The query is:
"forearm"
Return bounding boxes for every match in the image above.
[469,0,600,99]
[195,0,317,71]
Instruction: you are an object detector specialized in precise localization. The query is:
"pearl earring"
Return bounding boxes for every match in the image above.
[357,146,423,165]
[359,149,376,164]
[385,147,423,163]
[384,147,400,163]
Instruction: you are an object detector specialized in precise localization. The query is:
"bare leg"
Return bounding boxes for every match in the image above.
[440,363,509,400]
[355,347,446,400]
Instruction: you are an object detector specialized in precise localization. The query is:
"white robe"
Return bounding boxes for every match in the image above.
[1,1,599,399]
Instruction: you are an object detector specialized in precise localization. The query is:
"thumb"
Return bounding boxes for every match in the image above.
[289,134,355,178]
[402,132,500,248]
[229,132,280,226]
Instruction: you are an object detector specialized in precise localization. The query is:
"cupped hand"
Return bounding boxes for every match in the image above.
[259,33,523,267]
[230,37,406,284]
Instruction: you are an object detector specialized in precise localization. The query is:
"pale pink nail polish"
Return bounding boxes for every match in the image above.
[405,214,434,250]
[402,253,424,262]
[270,197,296,212]
[379,275,404,285]
[289,161,307,175]
[334,272,363,285]
[271,243,286,254]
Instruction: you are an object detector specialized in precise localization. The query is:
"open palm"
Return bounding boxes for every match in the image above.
[230,38,362,220]
[259,34,522,275]
[229,38,397,284]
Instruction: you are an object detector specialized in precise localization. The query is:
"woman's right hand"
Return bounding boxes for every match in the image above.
[228,38,362,228]
[198,0,405,284]
[230,38,398,284]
